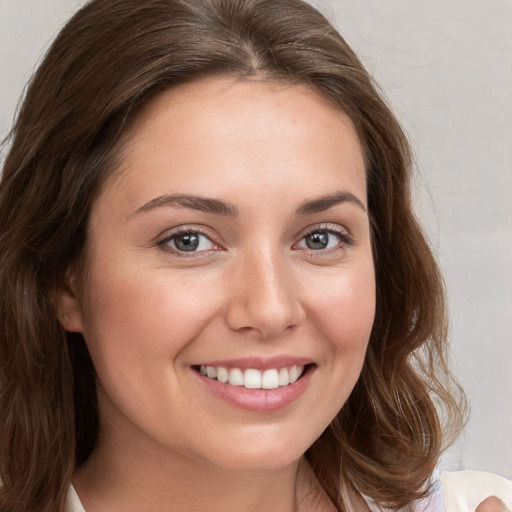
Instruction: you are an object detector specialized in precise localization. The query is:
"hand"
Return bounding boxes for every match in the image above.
[476,497,511,512]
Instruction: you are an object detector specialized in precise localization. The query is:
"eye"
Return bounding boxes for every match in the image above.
[295,227,353,252]
[159,230,217,253]
[299,231,337,250]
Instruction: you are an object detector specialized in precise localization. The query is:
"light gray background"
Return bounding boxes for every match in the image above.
[1,0,511,478]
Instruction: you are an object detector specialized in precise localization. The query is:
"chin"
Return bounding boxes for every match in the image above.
[188,425,321,473]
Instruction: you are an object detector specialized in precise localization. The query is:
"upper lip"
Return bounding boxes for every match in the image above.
[194,356,314,371]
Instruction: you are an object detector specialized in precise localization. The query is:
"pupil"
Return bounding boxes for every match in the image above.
[175,233,199,251]
[306,232,328,250]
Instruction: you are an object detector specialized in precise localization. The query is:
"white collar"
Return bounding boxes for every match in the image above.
[66,484,86,512]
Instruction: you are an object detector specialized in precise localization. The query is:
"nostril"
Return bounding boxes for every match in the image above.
[225,300,304,338]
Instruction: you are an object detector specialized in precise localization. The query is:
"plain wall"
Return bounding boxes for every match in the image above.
[1,0,511,478]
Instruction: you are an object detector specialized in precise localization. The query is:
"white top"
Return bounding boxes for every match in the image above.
[65,470,512,512]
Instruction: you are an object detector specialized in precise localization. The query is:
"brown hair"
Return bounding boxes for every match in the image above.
[0,0,466,511]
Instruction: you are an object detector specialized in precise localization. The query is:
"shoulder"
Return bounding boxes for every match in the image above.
[440,470,512,512]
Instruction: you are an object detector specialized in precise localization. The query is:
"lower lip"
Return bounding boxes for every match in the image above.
[193,367,314,412]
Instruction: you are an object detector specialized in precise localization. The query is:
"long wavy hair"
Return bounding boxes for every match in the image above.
[0,0,466,511]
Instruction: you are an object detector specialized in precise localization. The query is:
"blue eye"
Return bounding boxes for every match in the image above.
[161,231,216,252]
[296,229,351,251]
[304,231,333,250]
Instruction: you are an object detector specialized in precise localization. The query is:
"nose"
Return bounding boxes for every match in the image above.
[224,248,305,339]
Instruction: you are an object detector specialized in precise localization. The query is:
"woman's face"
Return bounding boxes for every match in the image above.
[59,77,376,472]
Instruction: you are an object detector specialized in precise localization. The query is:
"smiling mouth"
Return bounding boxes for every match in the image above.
[193,364,310,390]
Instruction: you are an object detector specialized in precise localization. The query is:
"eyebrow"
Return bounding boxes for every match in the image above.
[131,194,238,218]
[295,191,367,215]
[130,190,366,219]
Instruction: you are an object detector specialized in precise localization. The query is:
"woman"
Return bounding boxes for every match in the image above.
[0,0,510,511]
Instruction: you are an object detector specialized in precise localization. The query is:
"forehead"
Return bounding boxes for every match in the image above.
[99,77,366,213]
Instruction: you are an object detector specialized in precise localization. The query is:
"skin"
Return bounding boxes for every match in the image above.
[476,497,511,512]
[57,77,376,512]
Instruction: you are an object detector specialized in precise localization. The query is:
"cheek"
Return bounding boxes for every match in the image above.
[79,265,221,385]
[294,261,375,440]
[306,263,376,357]
[77,265,229,435]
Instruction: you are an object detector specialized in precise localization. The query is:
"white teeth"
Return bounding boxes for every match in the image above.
[244,369,262,389]
[199,365,305,389]
[228,368,244,386]
[289,365,302,383]
[278,367,290,386]
[216,366,229,383]
[261,369,279,389]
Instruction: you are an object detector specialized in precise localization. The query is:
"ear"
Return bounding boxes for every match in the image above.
[54,268,85,333]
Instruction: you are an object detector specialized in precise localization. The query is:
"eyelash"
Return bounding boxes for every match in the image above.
[156,224,354,257]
